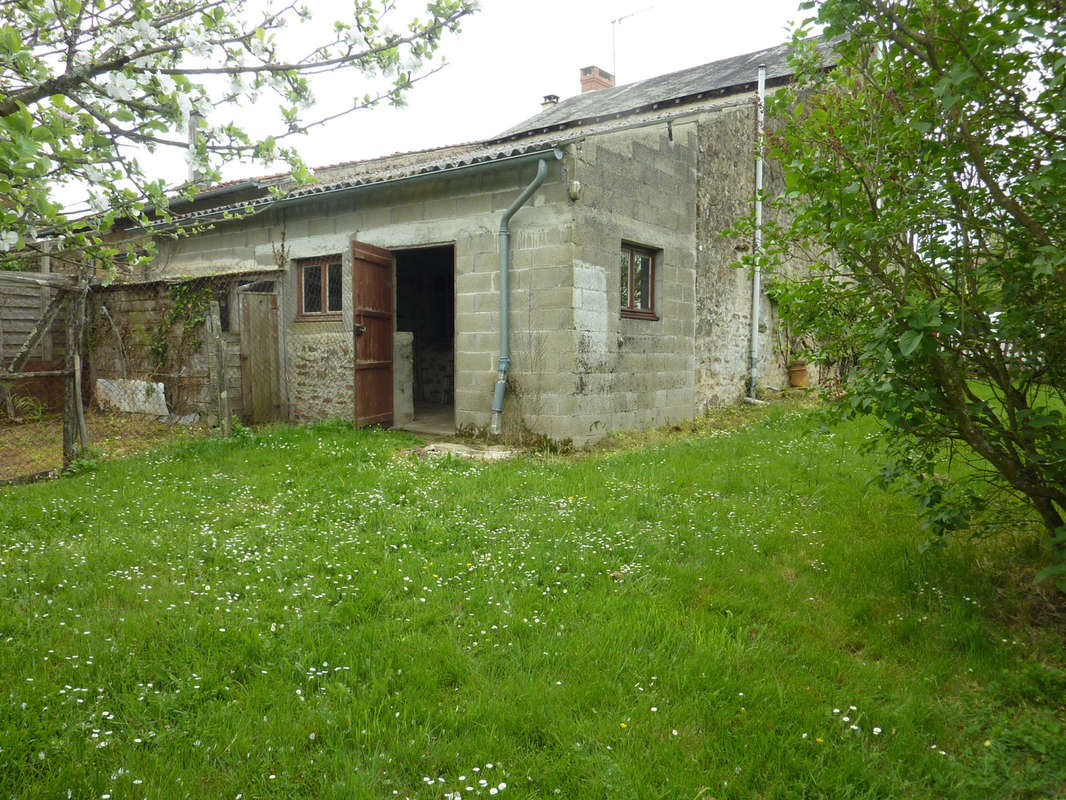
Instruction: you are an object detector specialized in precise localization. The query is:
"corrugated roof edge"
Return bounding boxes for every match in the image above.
[126,143,568,233]
[185,140,487,201]
[93,267,285,288]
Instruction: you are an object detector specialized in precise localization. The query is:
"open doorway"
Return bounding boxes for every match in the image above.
[395,245,455,434]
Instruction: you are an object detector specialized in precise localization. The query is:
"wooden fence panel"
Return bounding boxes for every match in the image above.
[0,285,63,367]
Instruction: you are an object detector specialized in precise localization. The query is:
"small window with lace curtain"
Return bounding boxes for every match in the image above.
[620,244,658,320]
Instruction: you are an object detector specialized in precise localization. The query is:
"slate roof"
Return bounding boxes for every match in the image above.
[494,37,834,141]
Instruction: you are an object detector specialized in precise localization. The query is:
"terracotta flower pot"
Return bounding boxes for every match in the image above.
[788,360,809,388]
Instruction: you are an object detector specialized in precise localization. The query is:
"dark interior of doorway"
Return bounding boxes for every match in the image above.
[395,245,454,431]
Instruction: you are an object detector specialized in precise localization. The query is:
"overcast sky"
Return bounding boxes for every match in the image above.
[204,0,808,181]
[59,0,808,208]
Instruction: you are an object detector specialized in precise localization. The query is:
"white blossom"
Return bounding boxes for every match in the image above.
[0,230,19,251]
[132,18,160,43]
[156,73,176,96]
[175,91,193,120]
[104,73,138,101]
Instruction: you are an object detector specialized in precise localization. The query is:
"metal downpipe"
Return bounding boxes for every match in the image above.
[748,63,767,403]
[491,156,552,435]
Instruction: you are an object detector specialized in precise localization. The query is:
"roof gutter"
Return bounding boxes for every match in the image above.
[126,148,565,234]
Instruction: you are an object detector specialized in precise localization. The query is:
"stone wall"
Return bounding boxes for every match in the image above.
[416,341,453,404]
[284,328,352,421]
[695,98,789,410]
[89,282,243,422]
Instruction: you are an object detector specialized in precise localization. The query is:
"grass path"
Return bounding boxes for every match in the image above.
[1,407,1063,799]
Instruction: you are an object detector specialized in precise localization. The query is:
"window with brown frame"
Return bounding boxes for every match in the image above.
[297,256,343,317]
[620,244,658,320]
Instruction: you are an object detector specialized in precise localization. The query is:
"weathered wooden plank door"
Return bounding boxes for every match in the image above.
[352,241,394,427]
[239,292,281,423]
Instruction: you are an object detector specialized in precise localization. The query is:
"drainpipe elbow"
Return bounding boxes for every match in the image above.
[491,155,555,435]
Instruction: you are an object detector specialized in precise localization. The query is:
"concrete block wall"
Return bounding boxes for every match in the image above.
[561,123,700,441]
[394,331,414,425]
[152,163,577,434]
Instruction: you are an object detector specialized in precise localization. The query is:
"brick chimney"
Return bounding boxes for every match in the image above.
[580,65,615,93]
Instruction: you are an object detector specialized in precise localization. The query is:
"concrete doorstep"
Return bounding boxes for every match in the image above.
[412,442,517,461]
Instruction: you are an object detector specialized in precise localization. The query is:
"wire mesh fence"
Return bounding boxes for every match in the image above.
[0,272,254,484]
[0,272,77,482]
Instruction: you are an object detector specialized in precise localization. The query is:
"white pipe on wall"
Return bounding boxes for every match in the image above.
[748,63,767,401]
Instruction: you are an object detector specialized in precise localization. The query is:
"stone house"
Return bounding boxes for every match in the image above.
[90,39,827,445]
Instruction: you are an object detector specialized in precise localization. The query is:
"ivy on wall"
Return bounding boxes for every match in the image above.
[147,279,218,373]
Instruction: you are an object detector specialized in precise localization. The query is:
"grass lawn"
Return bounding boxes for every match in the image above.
[1,405,1063,799]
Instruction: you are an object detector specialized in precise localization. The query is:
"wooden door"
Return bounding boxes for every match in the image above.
[239,293,281,422]
[352,242,394,427]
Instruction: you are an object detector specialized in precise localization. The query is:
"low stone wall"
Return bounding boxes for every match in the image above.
[285,330,353,421]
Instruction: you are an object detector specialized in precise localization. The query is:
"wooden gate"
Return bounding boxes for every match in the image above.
[239,292,281,423]
[352,242,393,427]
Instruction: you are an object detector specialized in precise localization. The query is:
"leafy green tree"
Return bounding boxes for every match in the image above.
[0,0,475,271]
[750,0,1066,577]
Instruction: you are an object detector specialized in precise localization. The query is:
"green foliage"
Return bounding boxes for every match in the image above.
[229,418,254,440]
[64,446,101,475]
[6,394,47,422]
[744,0,1066,576]
[0,0,476,275]
[146,279,216,372]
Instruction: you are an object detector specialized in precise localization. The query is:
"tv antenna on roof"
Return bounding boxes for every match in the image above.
[611,5,655,77]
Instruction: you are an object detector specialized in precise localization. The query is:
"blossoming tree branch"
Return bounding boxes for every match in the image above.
[0,0,476,270]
